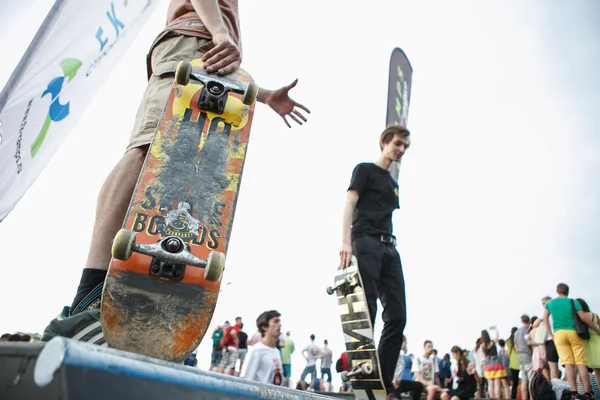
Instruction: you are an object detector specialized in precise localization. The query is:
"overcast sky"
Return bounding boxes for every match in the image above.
[1,0,599,391]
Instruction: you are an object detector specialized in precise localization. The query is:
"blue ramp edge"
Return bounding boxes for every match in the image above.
[33,337,335,399]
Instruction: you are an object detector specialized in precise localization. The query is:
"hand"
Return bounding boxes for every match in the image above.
[263,79,310,128]
[339,243,352,269]
[393,377,400,389]
[201,35,241,75]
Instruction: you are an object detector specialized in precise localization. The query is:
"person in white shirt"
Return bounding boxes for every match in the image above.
[240,310,284,386]
[534,296,560,380]
[412,340,443,400]
[300,334,325,383]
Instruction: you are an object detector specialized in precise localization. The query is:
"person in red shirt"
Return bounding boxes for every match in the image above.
[217,320,239,375]
[337,352,352,393]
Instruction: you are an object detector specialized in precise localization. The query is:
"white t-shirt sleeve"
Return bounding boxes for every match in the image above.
[394,355,405,379]
[240,346,259,380]
[411,356,422,373]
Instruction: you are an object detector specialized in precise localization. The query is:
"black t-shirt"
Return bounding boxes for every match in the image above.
[238,331,248,349]
[348,162,399,239]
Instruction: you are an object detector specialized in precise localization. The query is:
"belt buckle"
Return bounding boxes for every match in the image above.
[380,235,396,246]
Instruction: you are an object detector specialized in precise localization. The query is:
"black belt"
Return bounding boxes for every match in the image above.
[379,234,396,245]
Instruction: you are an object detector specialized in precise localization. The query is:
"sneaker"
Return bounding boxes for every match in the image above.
[41,283,105,345]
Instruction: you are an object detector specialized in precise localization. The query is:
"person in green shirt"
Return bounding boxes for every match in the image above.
[543,283,600,399]
[280,330,295,388]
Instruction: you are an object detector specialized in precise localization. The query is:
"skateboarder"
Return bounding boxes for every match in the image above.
[41,0,310,343]
[240,310,284,385]
[339,124,410,399]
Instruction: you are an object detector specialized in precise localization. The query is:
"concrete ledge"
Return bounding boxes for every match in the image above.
[0,338,336,400]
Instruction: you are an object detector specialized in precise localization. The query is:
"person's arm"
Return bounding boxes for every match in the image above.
[231,330,239,347]
[393,356,404,389]
[491,326,499,343]
[577,310,600,335]
[543,308,553,339]
[240,348,258,380]
[189,0,241,75]
[339,190,359,268]
[256,82,310,128]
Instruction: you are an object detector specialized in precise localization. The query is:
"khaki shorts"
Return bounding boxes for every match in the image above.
[126,33,213,152]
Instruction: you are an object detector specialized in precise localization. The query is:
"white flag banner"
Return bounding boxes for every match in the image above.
[0,0,164,222]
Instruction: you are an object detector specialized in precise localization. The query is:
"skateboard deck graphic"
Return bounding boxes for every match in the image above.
[101,59,257,362]
[328,256,387,399]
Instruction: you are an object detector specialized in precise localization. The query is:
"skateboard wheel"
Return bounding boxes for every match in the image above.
[326,286,335,295]
[345,275,356,286]
[112,229,136,261]
[361,363,373,374]
[175,61,192,86]
[204,251,225,281]
[242,82,259,106]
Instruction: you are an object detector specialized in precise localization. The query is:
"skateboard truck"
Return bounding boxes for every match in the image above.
[175,61,259,115]
[341,362,373,382]
[111,229,225,282]
[326,273,359,296]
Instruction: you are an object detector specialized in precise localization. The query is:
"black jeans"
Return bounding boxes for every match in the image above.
[352,235,407,391]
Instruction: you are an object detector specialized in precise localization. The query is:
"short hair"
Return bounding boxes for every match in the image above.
[424,340,432,348]
[557,283,569,295]
[310,334,315,341]
[521,315,530,324]
[541,296,551,302]
[379,124,410,150]
[498,339,506,347]
[324,339,328,345]
[256,310,281,337]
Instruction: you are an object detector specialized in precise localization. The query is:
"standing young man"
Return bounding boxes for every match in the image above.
[41,0,310,343]
[320,339,334,391]
[240,310,284,386]
[515,315,533,400]
[280,330,295,388]
[543,283,600,400]
[339,124,410,399]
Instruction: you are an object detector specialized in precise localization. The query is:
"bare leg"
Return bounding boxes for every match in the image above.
[565,364,576,391]
[521,381,529,400]
[549,362,560,380]
[488,379,496,399]
[502,378,511,399]
[577,364,591,393]
[542,367,550,382]
[85,147,147,269]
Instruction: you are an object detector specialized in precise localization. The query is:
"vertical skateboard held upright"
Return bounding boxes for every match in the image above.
[101,59,258,363]
[328,256,387,400]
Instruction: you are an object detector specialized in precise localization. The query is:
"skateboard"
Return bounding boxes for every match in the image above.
[101,59,258,363]
[327,256,387,399]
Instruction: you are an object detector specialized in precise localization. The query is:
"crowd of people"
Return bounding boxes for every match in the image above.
[380,282,600,400]
[0,332,40,342]
[199,282,599,400]
[3,282,599,400]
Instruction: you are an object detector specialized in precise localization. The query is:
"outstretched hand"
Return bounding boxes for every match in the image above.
[264,79,310,128]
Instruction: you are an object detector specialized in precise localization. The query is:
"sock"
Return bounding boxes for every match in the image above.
[70,268,107,313]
